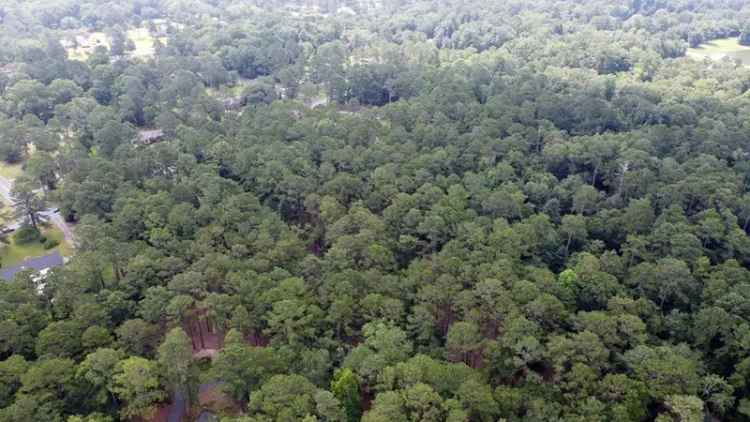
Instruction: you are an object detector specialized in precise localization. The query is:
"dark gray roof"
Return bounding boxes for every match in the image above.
[1,251,64,280]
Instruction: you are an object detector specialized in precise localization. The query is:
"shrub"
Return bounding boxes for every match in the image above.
[13,226,42,245]
[43,238,59,250]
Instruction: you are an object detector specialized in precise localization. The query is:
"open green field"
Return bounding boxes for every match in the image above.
[127,27,167,59]
[65,27,165,61]
[0,161,24,180]
[67,31,109,61]
[0,226,71,268]
[687,37,750,66]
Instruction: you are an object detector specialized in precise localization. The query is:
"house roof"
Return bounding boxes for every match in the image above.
[136,129,165,144]
[222,96,244,110]
[1,251,64,280]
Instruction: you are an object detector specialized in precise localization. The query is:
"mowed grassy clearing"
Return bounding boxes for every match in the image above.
[67,32,110,61]
[66,27,165,61]
[0,226,71,268]
[127,27,166,59]
[0,161,24,180]
[687,38,750,66]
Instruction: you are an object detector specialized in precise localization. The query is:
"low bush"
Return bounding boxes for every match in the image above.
[43,238,59,250]
[13,226,42,245]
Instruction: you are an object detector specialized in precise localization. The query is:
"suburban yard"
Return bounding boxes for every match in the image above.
[686,37,750,66]
[127,27,167,59]
[0,225,71,268]
[0,154,73,268]
[66,31,109,61]
[64,26,166,61]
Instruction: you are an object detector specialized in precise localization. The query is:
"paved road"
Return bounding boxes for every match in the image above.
[0,175,76,245]
[167,391,186,422]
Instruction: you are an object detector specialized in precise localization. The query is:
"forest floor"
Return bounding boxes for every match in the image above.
[149,316,250,422]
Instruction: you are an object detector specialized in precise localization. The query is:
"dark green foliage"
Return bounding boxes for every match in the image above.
[43,238,59,250]
[12,226,42,245]
[3,1,750,421]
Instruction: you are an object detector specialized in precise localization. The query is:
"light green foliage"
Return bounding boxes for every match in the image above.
[247,374,319,421]
[331,368,361,422]
[344,322,413,383]
[112,357,165,419]
[558,269,578,288]
[658,395,704,422]
[624,345,701,400]
[210,334,286,401]
[77,348,123,405]
[157,327,197,407]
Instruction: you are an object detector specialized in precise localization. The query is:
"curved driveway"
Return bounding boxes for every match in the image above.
[0,175,76,245]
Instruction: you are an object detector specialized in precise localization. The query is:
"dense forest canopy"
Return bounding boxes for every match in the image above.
[2,0,750,421]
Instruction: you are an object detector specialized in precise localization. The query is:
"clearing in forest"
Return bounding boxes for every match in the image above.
[64,26,167,61]
[686,37,750,66]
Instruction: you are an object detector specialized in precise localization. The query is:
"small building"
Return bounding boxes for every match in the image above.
[1,251,64,281]
[136,129,165,145]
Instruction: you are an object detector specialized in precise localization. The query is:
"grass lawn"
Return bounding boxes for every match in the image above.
[0,226,71,268]
[0,144,39,181]
[0,161,24,180]
[66,27,164,61]
[687,37,750,66]
[127,27,163,59]
[66,31,110,61]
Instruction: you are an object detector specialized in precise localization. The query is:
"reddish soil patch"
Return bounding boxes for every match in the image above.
[199,383,243,416]
[360,385,374,412]
[183,308,273,356]
[245,331,270,347]
[133,404,169,422]
[184,310,222,352]
[194,348,219,360]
